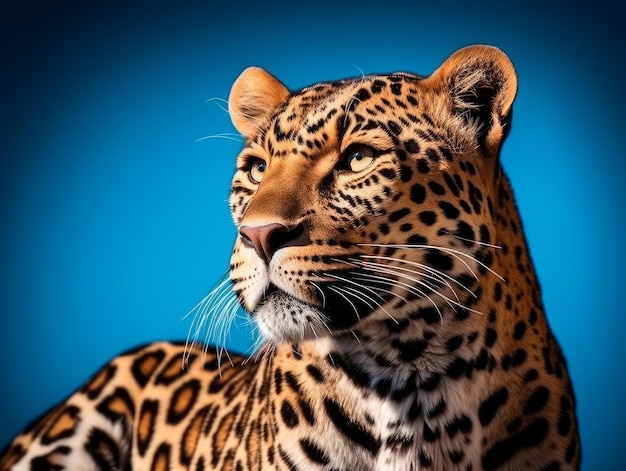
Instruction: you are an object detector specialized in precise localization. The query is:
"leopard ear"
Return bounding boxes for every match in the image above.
[426,45,518,157]
[228,67,290,139]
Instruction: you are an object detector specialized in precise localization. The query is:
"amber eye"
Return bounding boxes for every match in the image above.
[341,144,376,172]
[249,159,267,183]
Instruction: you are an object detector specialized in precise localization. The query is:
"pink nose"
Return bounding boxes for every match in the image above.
[239,223,309,263]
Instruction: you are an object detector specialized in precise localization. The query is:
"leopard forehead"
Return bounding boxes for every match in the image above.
[242,72,471,163]
[262,73,422,144]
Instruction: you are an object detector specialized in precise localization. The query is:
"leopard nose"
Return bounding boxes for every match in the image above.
[239,222,310,263]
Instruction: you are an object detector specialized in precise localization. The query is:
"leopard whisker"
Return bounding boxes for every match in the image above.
[209,96,266,135]
[203,291,241,375]
[316,312,333,335]
[332,255,451,302]
[205,97,230,105]
[429,243,505,282]
[183,272,233,367]
[219,347,235,372]
[182,272,229,321]
[352,262,460,301]
[204,97,265,134]
[323,271,398,323]
[396,244,479,281]
[337,257,458,319]
[196,133,244,143]
[248,342,276,366]
[359,243,505,282]
[358,255,475,300]
[259,344,276,369]
[205,97,230,116]
[351,262,483,316]
[345,279,410,324]
[350,275,411,304]
[350,329,362,345]
[240,321,266,362]
[249,326,267,354]
[352,257,464,303]
[184,269,254,376]
[333,255,464,304]
[440,229,503,249]
[353,272,445,322]
[348,259,458,309]
[342,78,366,127]
[341,286,376,311]
[323,272,386,302]
[202,288,240,347]
[308,321,320,340]
[327,351,337,368]
[344,98,359,126]
[351,64,366,79]
[327,285,361,320]
[356,271,460,321]
[309,281,327,309]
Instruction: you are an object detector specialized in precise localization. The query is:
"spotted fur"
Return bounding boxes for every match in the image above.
[1,45,580,470]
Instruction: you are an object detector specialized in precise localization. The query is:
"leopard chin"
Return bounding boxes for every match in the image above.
[253,287,331,343]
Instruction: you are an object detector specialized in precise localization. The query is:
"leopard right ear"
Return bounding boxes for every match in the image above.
[423,45,518,159]
[228,67,290,139]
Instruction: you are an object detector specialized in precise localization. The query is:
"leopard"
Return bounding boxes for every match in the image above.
[0,45,580,470]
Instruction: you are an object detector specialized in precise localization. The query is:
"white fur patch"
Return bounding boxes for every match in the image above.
[255,290,329,343]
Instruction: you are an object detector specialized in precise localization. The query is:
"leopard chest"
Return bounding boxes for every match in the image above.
[262,339,493,470]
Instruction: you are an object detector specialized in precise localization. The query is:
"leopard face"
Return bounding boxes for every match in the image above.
[227,46,516,344]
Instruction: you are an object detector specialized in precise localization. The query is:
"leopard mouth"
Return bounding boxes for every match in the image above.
[259,283,280,303]
[256,283,314,315]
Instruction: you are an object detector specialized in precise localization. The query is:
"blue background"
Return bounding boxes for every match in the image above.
[1,1,623,468]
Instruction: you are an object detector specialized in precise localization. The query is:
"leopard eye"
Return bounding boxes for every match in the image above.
[249,159,267,183]
[341,144,376,172]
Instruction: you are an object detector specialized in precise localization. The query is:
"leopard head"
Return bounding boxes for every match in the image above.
[227,45,517,344]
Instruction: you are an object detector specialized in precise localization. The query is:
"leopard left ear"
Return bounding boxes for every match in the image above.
[229,67,290,139]
[425,45,518,158]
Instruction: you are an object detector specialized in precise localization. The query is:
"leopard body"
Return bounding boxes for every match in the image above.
[1,45,580,470]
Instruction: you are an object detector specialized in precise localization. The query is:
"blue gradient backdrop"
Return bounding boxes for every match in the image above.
[1,1,623,468]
